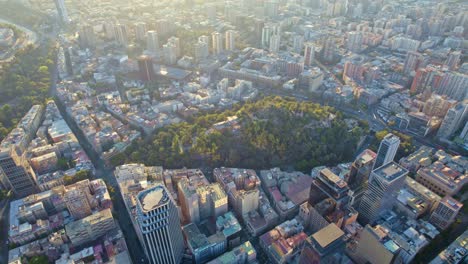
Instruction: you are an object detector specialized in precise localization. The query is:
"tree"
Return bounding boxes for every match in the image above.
[29,255,49,264]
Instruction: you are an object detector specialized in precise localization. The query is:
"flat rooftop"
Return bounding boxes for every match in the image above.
[153,64,192,80]
[373,162,408,182]
[312,223,344,248]
[138,185,169,211]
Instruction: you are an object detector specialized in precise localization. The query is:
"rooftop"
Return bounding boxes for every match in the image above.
[312,223,344,249]
[373,162,408,182]
[138,185,169,212]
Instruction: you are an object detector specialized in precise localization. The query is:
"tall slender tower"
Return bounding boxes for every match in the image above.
[373,133,400,170]
[54,0,69,23]
[136,185,184,264]
[212,31,223,55]
[146,31,159,53]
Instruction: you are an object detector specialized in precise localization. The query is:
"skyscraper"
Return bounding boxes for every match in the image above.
[346,31,363,53]
[261,23,279,48]
[437,102,467,139]
[167,36,181,58]
[322,37,336,63]
[194,41,209,61]
[212,31,223,55]
[163,43,177,65]
[403,51,423,75]
[135,22,147,43]
[358,162,408,225]
[146,31,159,53]
[445,50,461,70]
[225,30,236,51]
[269,34,281,53]
[373,133,400,170]
[115,24,128,47]
[136,185,184,264]
[78,24,95,49]
[64,47,73,76]
[54,0,69,23]
[304,42,315,66]
[293,35,304,54]
[137,55,155,82]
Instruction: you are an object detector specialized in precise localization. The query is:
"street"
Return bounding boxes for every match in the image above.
[0,198,11,264]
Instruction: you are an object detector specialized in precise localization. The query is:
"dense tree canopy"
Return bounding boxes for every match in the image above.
[0,43,55,140]
[125,96,366,172]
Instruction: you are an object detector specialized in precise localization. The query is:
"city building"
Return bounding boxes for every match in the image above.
[65,208,115,246]
[183,223,227,264]
[259,219,308,264]
[214,168,261,217]
[146,30,159,53]
[137,55,155,82]
[207,241,257,264]
[429,196,463,230]
[135,22,147,43]
[225,30,236,51]
[415,150,467,197]
[54,0,69,23]
[373,133,400,170]
[298,223,346,263]
[260,168,313,221]
[431,229,468,264]
[358,162,408,225]
[437,102,467,139]
[304,42,315,66]
[212,31,223,55]
[403,51,424,75]
[136,185,184,264]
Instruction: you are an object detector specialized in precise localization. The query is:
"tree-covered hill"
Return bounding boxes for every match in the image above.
[122,96,366,172]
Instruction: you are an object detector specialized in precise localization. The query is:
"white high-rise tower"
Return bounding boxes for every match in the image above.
[136,185,184,264]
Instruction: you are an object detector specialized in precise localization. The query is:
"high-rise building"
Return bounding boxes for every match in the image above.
[445,50,461,70]
[358,162,408,225]
[322,37,336,63]
[403,51,423,76]
[194,41,209,61]
[437,102,467,139]
[168,36,181,58]
[354,225,400,264]
[115,24,128,47]
[136,185,184,264]
[347,31,363,53]
[78,24,95,49]
[269,34,281,53]
[135,22,147,43]
[54,0,69,23]
[309,168,350,208]
[373,133,400,170]
[293,35,304,54]
[0,150,37,197]
[264,0,279,17]
[304,42,315,66]
[104,22,116,40]
[422,94,457,118]
[410,66,443,95]
[163,43,177,65]
[211,31,223,55]
[146,30,159,53]
[64,47,73,76]
[137,55,155,82]
[261,23,279,48]
[225,30,236,51]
